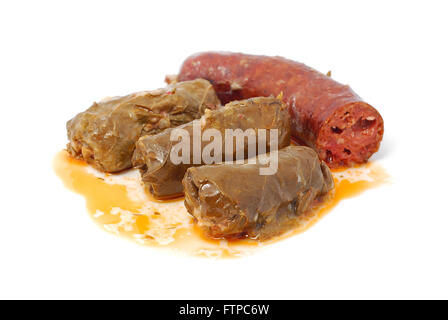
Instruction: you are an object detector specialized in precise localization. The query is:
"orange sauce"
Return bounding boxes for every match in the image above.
[54,150,389,257]
[263,162,390,243]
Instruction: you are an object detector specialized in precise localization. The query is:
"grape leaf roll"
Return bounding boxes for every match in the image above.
[182,146,334,240]
[66,79,220,172]
[132,97,291,199]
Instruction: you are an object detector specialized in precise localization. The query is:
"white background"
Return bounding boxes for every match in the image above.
[1,0,447,299]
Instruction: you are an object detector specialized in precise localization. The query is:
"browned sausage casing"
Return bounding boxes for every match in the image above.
[178,52,384,168]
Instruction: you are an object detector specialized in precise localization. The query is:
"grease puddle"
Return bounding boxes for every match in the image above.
[54,150,388,257]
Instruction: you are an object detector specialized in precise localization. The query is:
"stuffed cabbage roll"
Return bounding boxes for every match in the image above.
[132,97,291,199]
[182,146,334,240]
[66,79,220,172]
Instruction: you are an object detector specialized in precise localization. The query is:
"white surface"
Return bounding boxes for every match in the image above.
[0,0,447,299]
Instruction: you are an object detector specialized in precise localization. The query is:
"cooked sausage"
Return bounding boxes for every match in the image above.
[178,52,384,168]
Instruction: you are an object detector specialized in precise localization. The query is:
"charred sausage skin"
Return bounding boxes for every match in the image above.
[178,52,384,168]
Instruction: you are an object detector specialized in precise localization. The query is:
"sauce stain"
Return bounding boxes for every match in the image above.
[54,150,389,258]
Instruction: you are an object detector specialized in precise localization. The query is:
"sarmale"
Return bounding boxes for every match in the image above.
[66,79,220,172]
[132,97,291,198]
[183,146,334,240]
